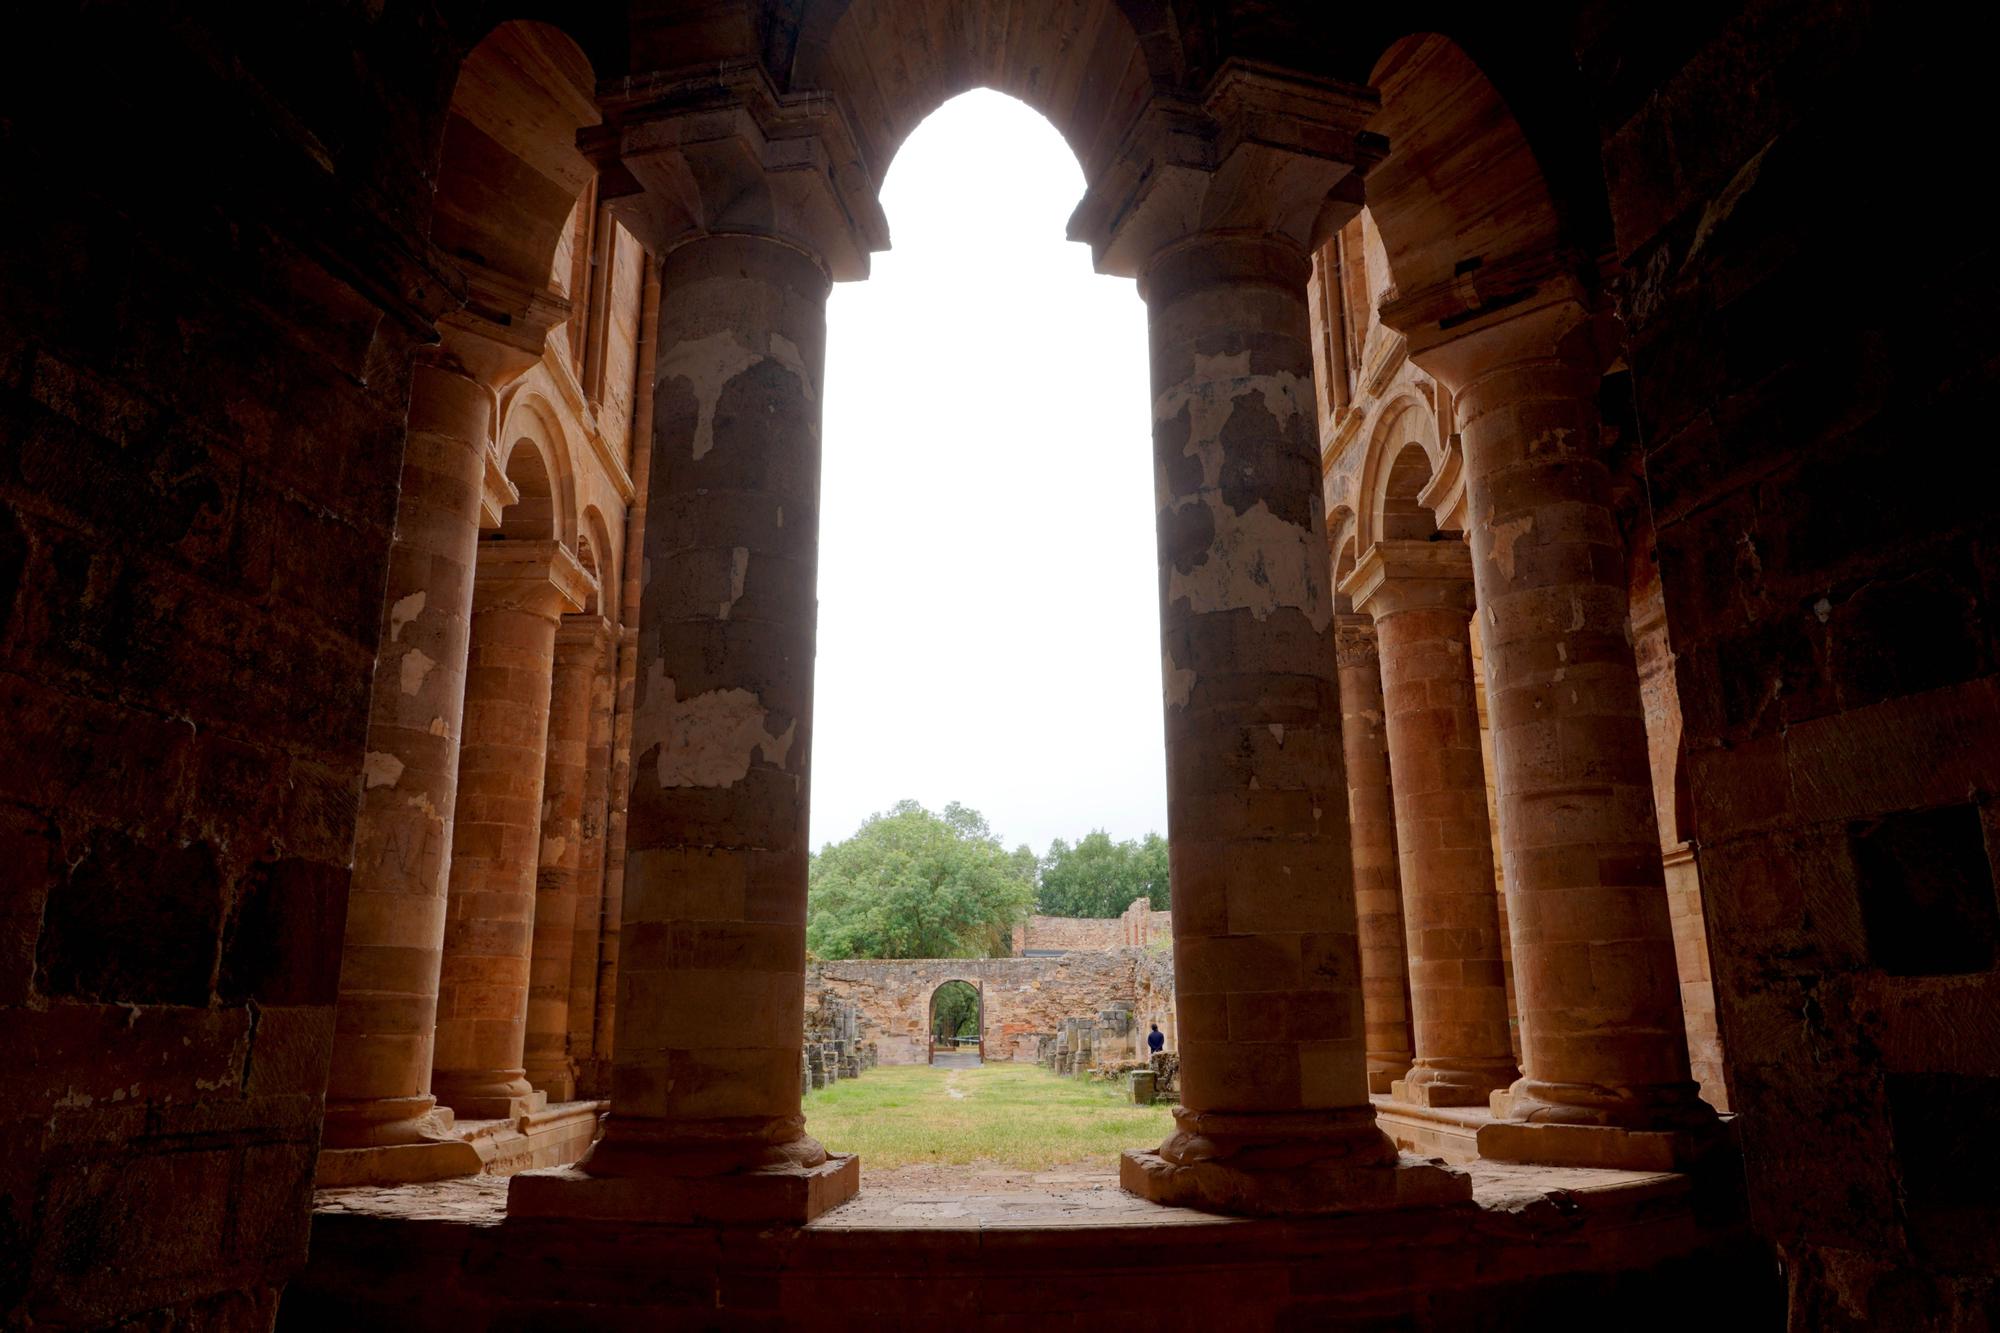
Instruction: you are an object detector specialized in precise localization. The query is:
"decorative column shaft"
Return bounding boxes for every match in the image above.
[522,614,611,1100]
[511,66,886,1224]
[565,618,621,1094]
[1348,540,1518,1109]
[1333,612,1414,1095]
[319,311,562,1186]
[1383,289,1718,1167]
[1071,65,1466,1215]
[431,540,591,1119]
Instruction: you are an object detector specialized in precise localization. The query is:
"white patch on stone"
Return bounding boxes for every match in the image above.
[1152,354,1314,511]
[662,330,765,460]
[1162,650,1196,710]
[1166,498,1333,630]
[1813,596,1831,622]
[1248,776,1260,789]
[1488,516,1534,580]
[541,834,567,863]
[776,506,784,528]
[388,590,425,642]
[632,658,798,789]
[718,546,750,620]
[362,751,405,789]
[428,716,447,737]
[399,647,436,696]
[1268,723,1286,746]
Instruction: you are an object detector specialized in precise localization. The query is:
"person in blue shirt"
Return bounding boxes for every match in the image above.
[1147,1023,1165,1055]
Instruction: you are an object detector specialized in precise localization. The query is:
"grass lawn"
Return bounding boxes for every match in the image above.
[803,1062,1172,1170]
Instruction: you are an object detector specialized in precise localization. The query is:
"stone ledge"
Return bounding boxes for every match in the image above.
[1120,1147,1472,1217]
[507,1152,859,1225]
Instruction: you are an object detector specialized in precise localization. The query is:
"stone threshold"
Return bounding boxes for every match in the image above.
[453,1097,607,1176]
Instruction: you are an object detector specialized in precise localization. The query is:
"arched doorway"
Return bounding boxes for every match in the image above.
[927,980,983,1067]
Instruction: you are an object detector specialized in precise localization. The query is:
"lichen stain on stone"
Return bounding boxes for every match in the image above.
[1487,515,1534,580]
[632,657,797,789]
[388,590,425,641]
[399,647,437,695]
[718,547,749,620]
[362,751,405,789]
[661,331,764,460]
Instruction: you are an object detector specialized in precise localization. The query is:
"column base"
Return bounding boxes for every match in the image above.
[432,1070,547,1122]
[1479,1082,1725,1171]
[510,1153,858,1225]
[316,1136,485,1188]
[1365,1059,1412,1096]
[1118,1106,1471,1217]
[508,1116,859,1225]
[1393,1061,1518,1109]
[522,1062,577,1103]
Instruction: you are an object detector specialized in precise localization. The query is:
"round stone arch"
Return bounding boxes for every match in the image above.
[1351,391,1448,553]
[495,390,582,551]
[925,978,985,1062]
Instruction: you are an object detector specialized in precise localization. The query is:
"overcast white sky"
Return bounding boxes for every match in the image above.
[810,90,1168,856]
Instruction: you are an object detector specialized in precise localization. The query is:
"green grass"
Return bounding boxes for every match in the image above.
[803,1062,1172,1169]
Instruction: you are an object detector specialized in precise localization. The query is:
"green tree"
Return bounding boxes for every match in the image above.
[807,800,1037,959]
[1036,829,1171,917]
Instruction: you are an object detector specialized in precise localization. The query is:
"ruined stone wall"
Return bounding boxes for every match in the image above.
[1013,914,1123,953]
[1582,0,2000,1312]
[805,952,1172,1068]
[1118,898,1173,948]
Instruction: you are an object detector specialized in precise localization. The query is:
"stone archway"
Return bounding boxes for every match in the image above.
[927,979,984,1067]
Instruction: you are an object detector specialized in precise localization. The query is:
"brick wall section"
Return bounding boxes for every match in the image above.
[1586,0,1999,1312]
[1012,915,1123,953]
[806,952,1174,1067]
[0,8,465,1325]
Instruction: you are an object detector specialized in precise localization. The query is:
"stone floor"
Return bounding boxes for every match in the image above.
[290,1156,1776,1330]
[928,1049,983,1069]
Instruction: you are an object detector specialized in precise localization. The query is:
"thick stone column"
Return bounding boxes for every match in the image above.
[431,540,591,1120]
[1348,541,1518,1109]
[510,68,886,1224]
[1071,66,1466,1216]
[1333,613,1414,1094]
[1384,291,1718,1167]
[522,614,611,1101]
[318,321,548,1187]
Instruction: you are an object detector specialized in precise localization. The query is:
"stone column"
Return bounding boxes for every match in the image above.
[431,539,591,1120]
[522,614,611,1101]
[564,618,620,1095]
[1348,540,1518,1109]
[1070,66,1466,1216]
[1384,291,1718,1166]
[318,321,548,1186]
[510,68,886,1224]
[1333,612,1414,1094]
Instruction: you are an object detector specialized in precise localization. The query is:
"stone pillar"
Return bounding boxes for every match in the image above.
[1332,612,1415,1095]
[1070,66,1466,1216]
[1384,292,1718,1166]
[318,321,549,1186]
[564,617,619,1094]
[431,540,591,1120]
[510,69,886,1224]
[1347,541,1518,1109]
[522,614,611,1101]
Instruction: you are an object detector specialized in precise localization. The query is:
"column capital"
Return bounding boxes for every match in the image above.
[1343,538,1476,622]
[555,612,614,657]
[1376,250,1607,392]
[472,539,595,618]
[477,449,520,531]
[1069,60,1384,282]
[583,61,888,281]
[433,264,574,387]
[1333,611,1379,668]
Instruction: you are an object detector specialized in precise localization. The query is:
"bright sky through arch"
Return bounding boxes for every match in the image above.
[811,89,1167,855]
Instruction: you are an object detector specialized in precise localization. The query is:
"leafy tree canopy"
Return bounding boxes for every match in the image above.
[807,800,1037,960]
[931,981,980,1039]
[1036,830,1170,918]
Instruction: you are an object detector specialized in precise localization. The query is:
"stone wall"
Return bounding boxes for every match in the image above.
[805,952,1172,1069]
[801,992,874,1092]
[1011,914,1122,954]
